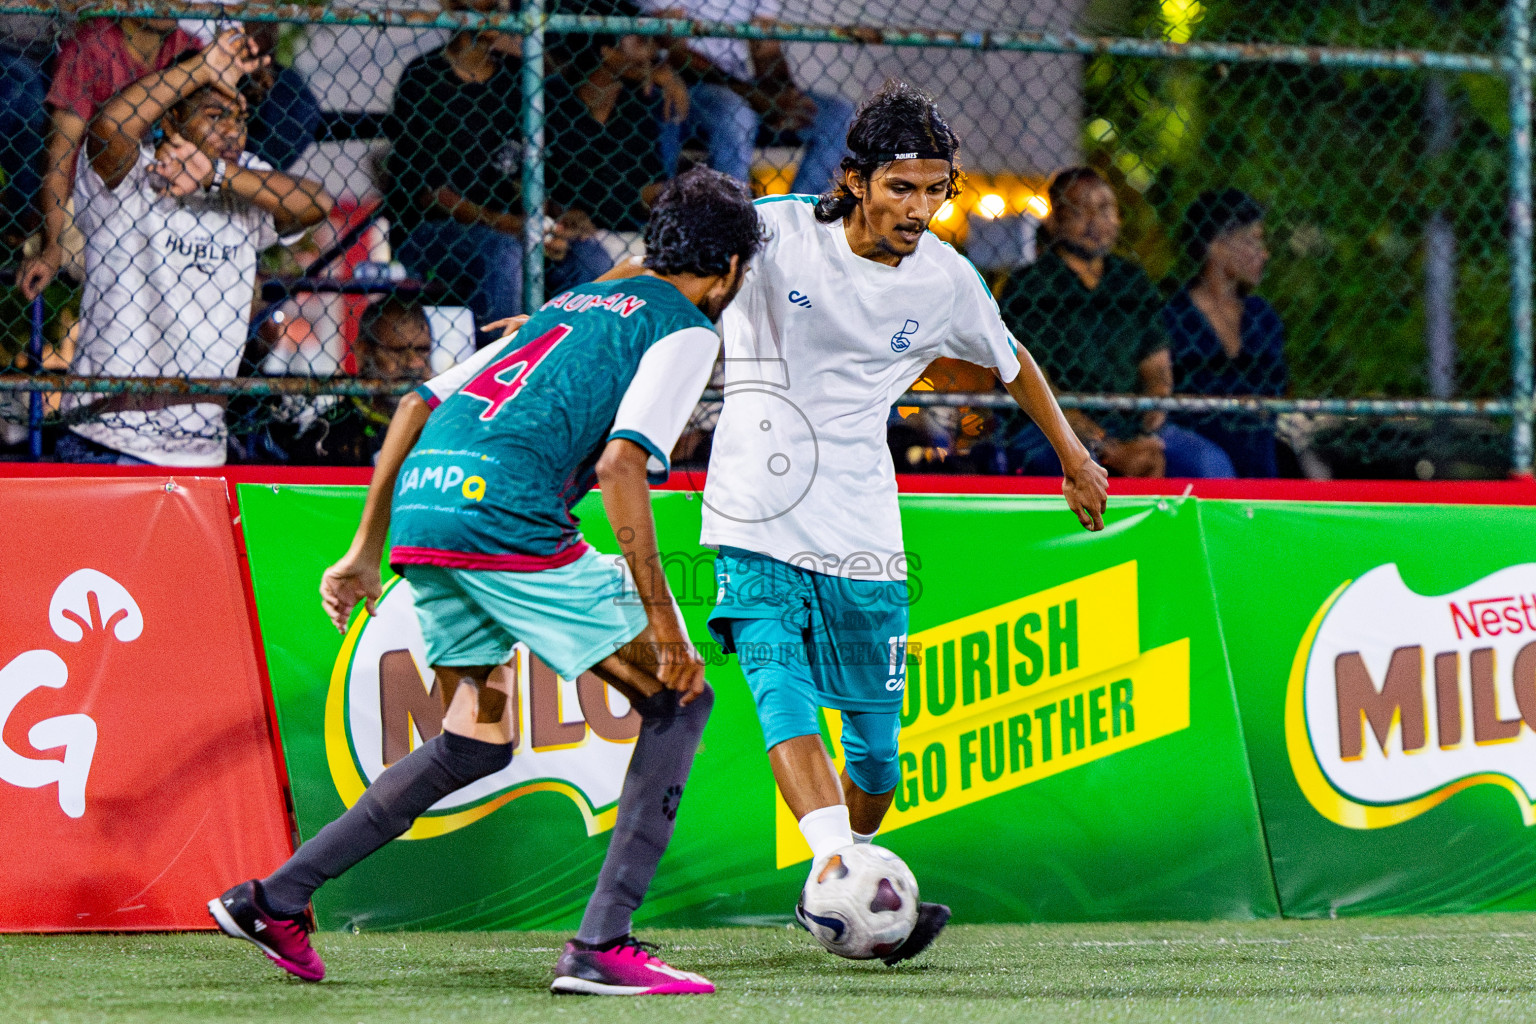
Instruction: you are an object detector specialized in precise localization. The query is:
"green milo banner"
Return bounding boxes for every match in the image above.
[239,485,1276,930]
[1202,500,1536,917]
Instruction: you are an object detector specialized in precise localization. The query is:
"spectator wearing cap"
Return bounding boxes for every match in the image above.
[994,166,1234,478]
[1161,188,1288,478]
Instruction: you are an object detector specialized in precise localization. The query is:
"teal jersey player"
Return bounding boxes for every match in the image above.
[391,275,718,573]
[207,168,765,997]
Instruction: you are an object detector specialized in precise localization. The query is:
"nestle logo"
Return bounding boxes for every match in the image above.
[1448,594,1536,639]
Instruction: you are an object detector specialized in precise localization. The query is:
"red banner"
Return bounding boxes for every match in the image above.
[0,477,292,931]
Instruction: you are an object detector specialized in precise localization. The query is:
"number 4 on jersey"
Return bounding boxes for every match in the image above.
[462,324,572,421]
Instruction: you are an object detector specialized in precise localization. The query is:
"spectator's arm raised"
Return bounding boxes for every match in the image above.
[88,29,263,189]
[89,29,331,236]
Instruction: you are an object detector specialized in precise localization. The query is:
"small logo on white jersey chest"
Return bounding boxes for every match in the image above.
[890,319,921,352]
[788,290,813,308]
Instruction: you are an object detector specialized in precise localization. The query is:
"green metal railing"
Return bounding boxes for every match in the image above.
[1,0,1532,472]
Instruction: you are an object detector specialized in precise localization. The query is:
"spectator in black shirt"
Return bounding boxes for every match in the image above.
[385,0,612,329]
[545,25,676,233]
[1162,189,1289,477]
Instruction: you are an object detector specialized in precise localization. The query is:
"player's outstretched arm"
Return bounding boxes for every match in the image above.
[319,391,432,632]
[595,438,706,705]
[1002,348,1109,532]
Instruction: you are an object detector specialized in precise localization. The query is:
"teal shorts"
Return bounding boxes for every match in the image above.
[403,548,648,680]
[707,546,909,714]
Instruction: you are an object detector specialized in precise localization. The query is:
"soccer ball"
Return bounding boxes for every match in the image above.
[798,844,919,960]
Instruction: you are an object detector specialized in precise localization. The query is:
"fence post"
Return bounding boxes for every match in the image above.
[28,294,44,461]
[1509,0,1534,475]
[521,0,547,314]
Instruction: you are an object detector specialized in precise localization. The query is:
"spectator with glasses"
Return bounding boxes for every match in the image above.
[56,29,332,465]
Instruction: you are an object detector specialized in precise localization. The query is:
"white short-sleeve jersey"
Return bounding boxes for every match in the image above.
[701,195,1021,581]
[65,146,287,466]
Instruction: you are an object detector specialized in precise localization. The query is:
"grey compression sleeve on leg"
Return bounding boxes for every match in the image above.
[576,684,713,945]
[260,731,511,917]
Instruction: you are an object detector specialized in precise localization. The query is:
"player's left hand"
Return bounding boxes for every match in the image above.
[479,314,529,341]
[1063,451,1109,532]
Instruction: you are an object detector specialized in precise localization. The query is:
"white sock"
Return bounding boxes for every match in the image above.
[798,804,854,861]
[852,829,878,845]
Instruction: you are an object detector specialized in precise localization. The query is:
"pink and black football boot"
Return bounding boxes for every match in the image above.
[551,935,715,996]
[207,881,326,982]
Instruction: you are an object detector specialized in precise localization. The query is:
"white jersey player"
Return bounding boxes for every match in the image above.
[700,82,1109,963]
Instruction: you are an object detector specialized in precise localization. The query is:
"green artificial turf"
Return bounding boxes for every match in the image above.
[5,917,1536,1023]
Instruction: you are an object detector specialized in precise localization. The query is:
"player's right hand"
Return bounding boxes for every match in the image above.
[320,556,384,634]
[653,622,707,706]
[1063,453,1109,532]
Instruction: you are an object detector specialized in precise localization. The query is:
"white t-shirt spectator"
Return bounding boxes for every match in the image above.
[66,145,293,466]
[637,0,779,84]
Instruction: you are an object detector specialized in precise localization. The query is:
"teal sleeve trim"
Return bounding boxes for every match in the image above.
[754,193,819,206]
[414,383,440,409]
[942,240,1000,307]
[608,428,670,484]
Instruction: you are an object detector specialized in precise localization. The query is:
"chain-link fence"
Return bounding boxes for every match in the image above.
[0,0,1531,479]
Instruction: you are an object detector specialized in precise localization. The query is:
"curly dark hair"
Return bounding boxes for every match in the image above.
[643,167,765,277]
[814,81,963,224]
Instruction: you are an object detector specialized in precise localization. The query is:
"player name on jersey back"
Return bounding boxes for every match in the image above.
[391,277,719,571]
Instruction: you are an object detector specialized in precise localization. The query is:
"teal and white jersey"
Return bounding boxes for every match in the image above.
[391,276,718,571]
[701,195,1022,581]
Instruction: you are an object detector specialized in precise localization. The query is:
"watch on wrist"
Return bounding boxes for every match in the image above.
[208,158,227,194]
